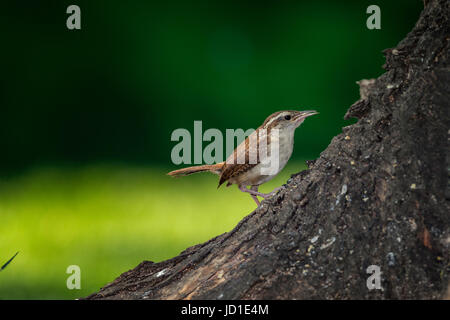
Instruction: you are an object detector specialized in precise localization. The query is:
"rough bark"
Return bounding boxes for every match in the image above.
[86,0,449,300]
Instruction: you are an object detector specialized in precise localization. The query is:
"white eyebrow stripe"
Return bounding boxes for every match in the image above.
[264,112,288,128]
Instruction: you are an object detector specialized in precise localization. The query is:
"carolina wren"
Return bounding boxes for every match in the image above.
[168,110,318,206]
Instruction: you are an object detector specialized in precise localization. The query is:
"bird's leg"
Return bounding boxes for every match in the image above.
[264,187,282,197]
[239,184,265,197]
[238,185,262,205]
[239,185,281,205]
[250,185,261,206]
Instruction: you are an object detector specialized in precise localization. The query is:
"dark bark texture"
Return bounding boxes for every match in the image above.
[86,0,449,300]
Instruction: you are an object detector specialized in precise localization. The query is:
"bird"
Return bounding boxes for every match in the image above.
[168,110,318,206]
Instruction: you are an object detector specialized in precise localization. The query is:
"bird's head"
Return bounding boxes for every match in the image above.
[261,110,318,132]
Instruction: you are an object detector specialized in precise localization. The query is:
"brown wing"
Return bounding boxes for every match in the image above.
[218,162,257,187]
[218,129,265,188]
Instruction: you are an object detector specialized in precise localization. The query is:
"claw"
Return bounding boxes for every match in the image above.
[239,185,282,205]
[262,187,282,198]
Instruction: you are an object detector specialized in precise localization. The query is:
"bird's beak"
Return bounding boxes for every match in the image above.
[301,110,319,117]
[294,110,318,122]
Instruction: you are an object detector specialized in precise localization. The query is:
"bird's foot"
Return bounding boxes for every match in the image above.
[259,187,282,198]
[239,185,282,206]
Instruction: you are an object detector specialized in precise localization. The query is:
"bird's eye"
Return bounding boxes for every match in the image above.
[284,115,291,120]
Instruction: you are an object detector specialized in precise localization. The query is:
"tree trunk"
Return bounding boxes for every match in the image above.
[85,0,449,300]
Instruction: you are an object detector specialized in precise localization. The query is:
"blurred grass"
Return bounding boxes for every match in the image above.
[0,162,306,299]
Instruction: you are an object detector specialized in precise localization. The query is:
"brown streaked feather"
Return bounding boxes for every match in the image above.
[218,127,269,188]
[261,111,285,128]
[218,163,258,187]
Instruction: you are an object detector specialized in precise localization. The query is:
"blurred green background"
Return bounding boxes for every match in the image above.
[0,1,421,299]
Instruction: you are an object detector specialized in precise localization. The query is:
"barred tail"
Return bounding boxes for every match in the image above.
[167,162,224,177]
